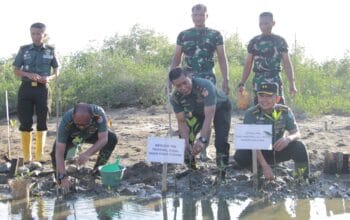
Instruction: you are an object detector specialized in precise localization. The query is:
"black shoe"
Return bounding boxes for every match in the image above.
[176,170,191,179]
[214,170,226,185]
[219,170,226,180]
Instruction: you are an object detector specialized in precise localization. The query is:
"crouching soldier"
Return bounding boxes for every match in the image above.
[169,67,232,179]
[51,103,117,192]
[234,83,309,180]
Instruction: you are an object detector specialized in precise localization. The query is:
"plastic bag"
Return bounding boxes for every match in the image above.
[237,90,250,110]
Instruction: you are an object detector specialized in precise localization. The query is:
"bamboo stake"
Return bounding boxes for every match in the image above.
[161,81,172,193]
[54,70,61,197]
[252,150,258,189]
[5,90,11,159]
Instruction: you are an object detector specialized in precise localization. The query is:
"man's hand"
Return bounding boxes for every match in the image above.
[27,72,41,81]
[222,79,229,95]
[192,140,204,156]
[59,177,72,194]
[262,165,274,180]
[37,75,50,84]
[289,85,297,96]
[273,136,291,152]
[238,82,245,93]
[76,152,90,166]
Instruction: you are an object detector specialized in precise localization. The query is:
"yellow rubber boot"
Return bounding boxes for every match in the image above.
[35,131,47,161]
[21,131,32,162]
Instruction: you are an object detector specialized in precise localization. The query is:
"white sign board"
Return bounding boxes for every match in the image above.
[234,124,273,150]
[147,137,185,164]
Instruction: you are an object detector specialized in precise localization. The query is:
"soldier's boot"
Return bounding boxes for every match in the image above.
[21,131,32,163]
[215,143,230,182]
[216,153,229,181]
[35,131,46,161]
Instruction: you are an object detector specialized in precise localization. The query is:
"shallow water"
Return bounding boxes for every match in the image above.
[1,195,350,219]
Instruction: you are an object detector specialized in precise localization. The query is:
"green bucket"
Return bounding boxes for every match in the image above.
[98,163,125,187]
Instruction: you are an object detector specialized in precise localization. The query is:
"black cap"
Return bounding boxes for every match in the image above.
[257,83,278,95]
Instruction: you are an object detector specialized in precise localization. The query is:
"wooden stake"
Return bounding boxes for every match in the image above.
[252,150,258,189]
[161,163,168,192]
[161,194,168,220]
[5,90,11,159]
[9,158,18,178]
[161,80,172,193]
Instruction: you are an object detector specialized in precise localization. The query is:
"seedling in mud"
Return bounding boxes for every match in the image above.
[72,136,83,149]
[292,167,307,185]
[10,119,17,129]
[9,119,17,145]
[335,173,340,182]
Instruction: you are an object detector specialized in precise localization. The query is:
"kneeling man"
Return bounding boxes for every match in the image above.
[234,83,309,180]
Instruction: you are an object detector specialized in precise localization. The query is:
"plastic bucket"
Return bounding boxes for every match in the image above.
[98,164,125,187]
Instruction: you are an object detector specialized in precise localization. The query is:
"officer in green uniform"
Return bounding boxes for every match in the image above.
[238,12,297,105]
[170,3,229,94]
[170,4,230,160]
[13,22,60,162]
[233,83,309,180]
[51,103,117,192]
[169,67,232,178]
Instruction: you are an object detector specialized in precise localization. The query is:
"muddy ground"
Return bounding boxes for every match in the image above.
[0,106,349,203]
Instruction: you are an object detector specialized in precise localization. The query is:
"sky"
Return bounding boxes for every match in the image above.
[1,0,349,62]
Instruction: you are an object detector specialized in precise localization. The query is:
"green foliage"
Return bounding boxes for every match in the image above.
[292,167,308,186]
[0,26,349,117]
[0,59,20,116]
[55,25,171,113]
[224,32,247,66]
[102,24,173,68]
[283,48,350,115]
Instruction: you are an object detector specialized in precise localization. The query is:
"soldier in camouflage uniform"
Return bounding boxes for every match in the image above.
[13,22,60,162]
[238,12,297,105]
[169,67,232,179]
[234,83,309,180]
[170,4,229,160]
[51,103,117,192]
[170,3,229,94]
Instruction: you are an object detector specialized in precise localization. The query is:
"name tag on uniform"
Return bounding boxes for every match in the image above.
[31,82,38,87]
[43,54,53,59]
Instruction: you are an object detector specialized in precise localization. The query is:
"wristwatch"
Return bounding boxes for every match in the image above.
[198,137,208,144]
[58,173,67,183]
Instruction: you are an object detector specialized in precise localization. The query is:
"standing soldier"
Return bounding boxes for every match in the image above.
[238,12,297,105]
[13,22,60,162]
